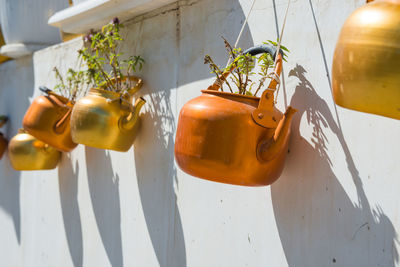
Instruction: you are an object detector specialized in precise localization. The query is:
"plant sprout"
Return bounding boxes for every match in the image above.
[53,67,90,102]
[78,17,145,94]
[204,38,289,96]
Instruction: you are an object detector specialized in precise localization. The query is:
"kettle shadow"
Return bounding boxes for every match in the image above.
[271,64,398,266]
[0,56,35,245]
[129,0,254,264]
[58,153,83,267]
[134,90,186,267]
[85,147,123,267]
[0,155,21,243]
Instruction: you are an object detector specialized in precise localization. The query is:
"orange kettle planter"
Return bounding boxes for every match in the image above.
[8,129,61,171]
[70,76,146,152]
[332,0,400,120]
[22,87,77,152]
[175,45,297,186]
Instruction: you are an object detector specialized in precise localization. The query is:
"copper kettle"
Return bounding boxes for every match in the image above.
[332,0,400,120]
[70,76,146,152]
[175,45,297,186]
[22,87,77,152]
[8,129,61,171]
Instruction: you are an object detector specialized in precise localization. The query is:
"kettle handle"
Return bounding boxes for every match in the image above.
[243,44,282,58]
[54,108,72,135]
[251,51,283,128]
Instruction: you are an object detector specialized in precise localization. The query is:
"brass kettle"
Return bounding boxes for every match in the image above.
[175,45,297,186]
[23,87,77,152]
[0,116,7,159]
[70,76,146,152]
[8,129,61,171]
[332,0,400,120]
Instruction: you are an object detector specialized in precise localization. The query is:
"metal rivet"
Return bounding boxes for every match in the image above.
[258,113,264,119]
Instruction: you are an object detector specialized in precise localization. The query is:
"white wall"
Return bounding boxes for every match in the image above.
[0,0,399,266]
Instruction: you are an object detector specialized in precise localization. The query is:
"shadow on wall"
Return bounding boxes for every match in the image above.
[0,154,21,243]
[134,90,186,267]
[85,147,123,267]
[0,57,35,245]
[132,0,254,266]
[271,64,398,267]
[58,154,83,267]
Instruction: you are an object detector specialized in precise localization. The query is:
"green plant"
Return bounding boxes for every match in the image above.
[78,17,145,94]
[204,38,289,96]
[53,67,90,102]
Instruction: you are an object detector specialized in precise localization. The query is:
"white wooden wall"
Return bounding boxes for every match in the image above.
[0,0,399,266]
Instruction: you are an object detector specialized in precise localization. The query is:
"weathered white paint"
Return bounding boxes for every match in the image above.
[0,0,68,58]
[0,0,399,266]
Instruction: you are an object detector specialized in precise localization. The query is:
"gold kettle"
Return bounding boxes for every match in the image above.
[70,76,146,152]
[332,0,400,120]
[8,129,61,171]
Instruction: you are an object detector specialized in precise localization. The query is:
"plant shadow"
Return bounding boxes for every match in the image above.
[0,56,35,245]
[113,0,255,265]
[58,153,83,267]
[271,64,398,267]
[0,153,21,243]
[134,89,186,267]
[85,147,123,267]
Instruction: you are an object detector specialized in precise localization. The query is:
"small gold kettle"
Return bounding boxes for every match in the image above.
[70,76,146,152]
[8,129,61,171]
[23,87,77,152]
[332,0,400,120]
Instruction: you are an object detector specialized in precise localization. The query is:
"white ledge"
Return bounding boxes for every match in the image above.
[48,0,176,34]
[0,43,49,58]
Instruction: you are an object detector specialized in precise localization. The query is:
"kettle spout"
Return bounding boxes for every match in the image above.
[120,97,146,131]
[257,106,297,162]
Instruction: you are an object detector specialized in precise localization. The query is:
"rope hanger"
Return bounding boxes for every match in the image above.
[273,0,292,101]
[225,0,258,67]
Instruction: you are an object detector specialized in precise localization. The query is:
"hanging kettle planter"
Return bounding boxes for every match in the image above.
[8,129,61,171]
[332,0,400,120]
[71,19,146,152]
[22,87,77,152]
[0,116,8,159]
[70,76,146,152]
[175,44,297,186]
